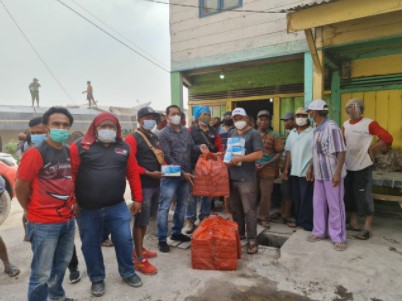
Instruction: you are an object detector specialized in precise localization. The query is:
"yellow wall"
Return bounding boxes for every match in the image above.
[351,53,402,78]
[341,90,402,150]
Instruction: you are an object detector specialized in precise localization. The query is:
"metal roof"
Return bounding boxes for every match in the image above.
[285,0,337,13]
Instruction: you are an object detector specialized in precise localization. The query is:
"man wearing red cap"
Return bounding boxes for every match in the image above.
[70,112,143,297]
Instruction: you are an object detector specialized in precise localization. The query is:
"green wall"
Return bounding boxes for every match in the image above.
[189,60,304,95]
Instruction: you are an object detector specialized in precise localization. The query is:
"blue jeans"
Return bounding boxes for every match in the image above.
[158,176,191,241]
[76,201,135,283]
[26,219,75,301]
[186,196,212,223]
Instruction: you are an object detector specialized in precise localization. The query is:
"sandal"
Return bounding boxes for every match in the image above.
[354,230,371,240]
[307,235,324,242]
[346,224,361,232]
[269,212,281,219]
[246,241,258,255]
[258,220,270,229]
[5,264,20,277]
[287,222,297,228]
[101,239,114,247]
[333,242,347,251]
[270,216,287,224]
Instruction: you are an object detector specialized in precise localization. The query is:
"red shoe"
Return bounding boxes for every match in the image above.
[134,258,157,275]
[142,247,157,259]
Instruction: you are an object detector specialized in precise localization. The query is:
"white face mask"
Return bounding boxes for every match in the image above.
[97,129,116,143]
[143,119,156,131]
[170,115,181,125]
[295,117,308,126]
[234,120,247,130]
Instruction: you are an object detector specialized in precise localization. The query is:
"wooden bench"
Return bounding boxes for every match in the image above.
[372,171,402,208]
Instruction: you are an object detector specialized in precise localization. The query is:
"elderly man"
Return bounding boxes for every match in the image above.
[306,100,347,251]
[255,110,283,229]
[16,107,76,301]
[70,112,143,297]
[184,106,223,234]
[157,105,208,253]
[283,108,314,231]
[343,98,393,240]
[228,107,263,255]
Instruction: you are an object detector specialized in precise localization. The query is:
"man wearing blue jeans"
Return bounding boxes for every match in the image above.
[70,112,143,297]
[157,105,208,253]
[16,107,77,301]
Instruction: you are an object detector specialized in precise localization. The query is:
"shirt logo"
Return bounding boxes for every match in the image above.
[115,148,128,155]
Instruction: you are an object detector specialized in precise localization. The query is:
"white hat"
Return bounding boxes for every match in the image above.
[232,107,247,117]
[307,100,328,111]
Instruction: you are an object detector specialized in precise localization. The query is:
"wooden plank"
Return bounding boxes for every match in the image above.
[375,91,390,131]
[312,50,324,100]
[273,96,280,133]
[287,0,402,32]
[351,53,402,78]
[304,29,321,74]
[341,93,352,124]
[363,91,377,121]
[322,11,402,47]
[387,90,402,150]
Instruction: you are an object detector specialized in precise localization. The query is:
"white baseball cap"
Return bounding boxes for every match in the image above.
[307,99,328,111]
[232,107,247,117]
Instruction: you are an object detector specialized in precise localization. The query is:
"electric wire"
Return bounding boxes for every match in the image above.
[0,0,76,103]
[69,0,169,71]
[141,0,287,13]
[56,0,170,73]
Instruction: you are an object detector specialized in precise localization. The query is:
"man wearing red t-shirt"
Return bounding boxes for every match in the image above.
[16,107,76,301]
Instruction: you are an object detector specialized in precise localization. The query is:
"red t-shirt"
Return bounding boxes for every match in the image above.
[17,141,75,223]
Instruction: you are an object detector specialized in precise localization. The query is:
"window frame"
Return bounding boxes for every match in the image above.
[199,0,243,18]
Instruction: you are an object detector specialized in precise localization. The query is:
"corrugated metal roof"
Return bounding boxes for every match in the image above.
[285,0,338,13]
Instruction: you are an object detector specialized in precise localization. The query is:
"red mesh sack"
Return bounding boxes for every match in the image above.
[192,153,229,197]
[191,216,241,270]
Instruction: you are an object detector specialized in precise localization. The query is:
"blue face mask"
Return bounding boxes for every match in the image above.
[31,134,46,145]
[143,120,156,131]
[49,128,70,143]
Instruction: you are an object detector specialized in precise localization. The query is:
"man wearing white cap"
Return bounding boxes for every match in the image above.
[343,98,393,240]
[306,100,347,251]
[228,108,263,255]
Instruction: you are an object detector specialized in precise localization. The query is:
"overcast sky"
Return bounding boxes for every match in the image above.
[0,0,174,109]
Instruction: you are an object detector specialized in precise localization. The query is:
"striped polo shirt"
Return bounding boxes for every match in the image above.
[312,119,346,181]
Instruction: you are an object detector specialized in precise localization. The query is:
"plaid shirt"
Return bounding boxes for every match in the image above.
[158,125,197,173]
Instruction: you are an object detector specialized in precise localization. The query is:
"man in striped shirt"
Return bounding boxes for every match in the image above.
[306,100,347,251]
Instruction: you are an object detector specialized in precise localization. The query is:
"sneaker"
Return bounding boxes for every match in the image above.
[69,269,81,284]
[142,247,157,259]
[91,281,105,297]
[124,273,143,287]
[158,241,170,253]
[134,258,157,275]
[170,233,191,242]
[183,220,195,234]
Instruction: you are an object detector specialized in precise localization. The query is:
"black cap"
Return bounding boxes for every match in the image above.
[137,107,159,119]
[280,112,295,121]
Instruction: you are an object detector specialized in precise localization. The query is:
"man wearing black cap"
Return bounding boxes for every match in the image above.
[126,107,163,275]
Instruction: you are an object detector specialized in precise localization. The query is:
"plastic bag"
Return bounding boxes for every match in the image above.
[191,216,241,270]
[193,153,229,197]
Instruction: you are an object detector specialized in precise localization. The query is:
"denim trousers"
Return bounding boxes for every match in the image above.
[158,176,191,242]
[185,196,212,223]
[26,219,75,301]
[76,201,136,283]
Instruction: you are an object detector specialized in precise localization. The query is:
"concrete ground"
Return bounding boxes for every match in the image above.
[1,199,402,301]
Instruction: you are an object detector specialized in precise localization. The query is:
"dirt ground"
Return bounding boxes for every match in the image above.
[1,199,402,301]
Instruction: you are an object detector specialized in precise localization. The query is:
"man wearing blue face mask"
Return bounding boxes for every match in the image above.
[70,112,143,297]
[16,106,77,301]
[125,107,163,275]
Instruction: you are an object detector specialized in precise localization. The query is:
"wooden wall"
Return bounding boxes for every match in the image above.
[170,0,310,70]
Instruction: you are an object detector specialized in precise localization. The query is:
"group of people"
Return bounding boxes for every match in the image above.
[2,96,392,300]
[28,78,96,108]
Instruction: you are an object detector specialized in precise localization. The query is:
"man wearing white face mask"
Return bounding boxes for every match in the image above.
[157,105,209,253]
[283,108,314,231]
[228,107,263,255]
[70,112,143,297]
[125,107,163,275]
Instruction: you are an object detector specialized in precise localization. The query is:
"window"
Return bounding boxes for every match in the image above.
[199,0,242,17]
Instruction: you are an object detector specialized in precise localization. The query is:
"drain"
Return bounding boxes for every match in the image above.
[257,233,288,249]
